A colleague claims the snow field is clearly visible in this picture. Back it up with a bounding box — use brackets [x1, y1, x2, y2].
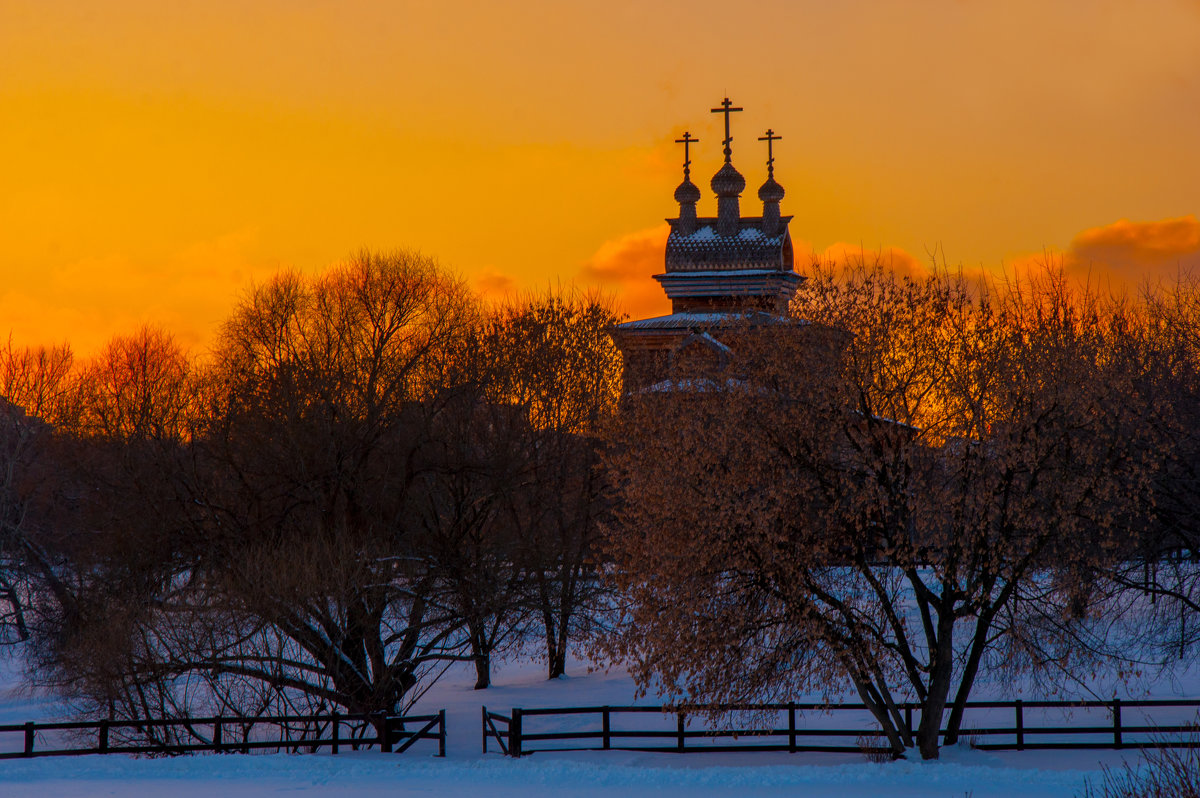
[0, 655, 1186, 797]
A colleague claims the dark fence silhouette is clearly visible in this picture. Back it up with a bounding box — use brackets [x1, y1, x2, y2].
[0, 710, 445, 759]
[483, 700, 1200, 757]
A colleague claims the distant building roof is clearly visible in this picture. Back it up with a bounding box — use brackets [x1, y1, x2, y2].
[614, 309, 798, 333]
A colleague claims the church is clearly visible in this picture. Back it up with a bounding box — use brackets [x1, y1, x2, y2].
[609, 98, 804, 389]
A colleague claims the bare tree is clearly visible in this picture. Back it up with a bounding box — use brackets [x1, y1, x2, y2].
[0, 399, 39, 644]
[171, 250, 483, 721]
[0, 340, 78, 646]
[11, 252, 497, 742]
[415, 391, 532, 689]
[0, 337, 78, 427]
[9, 328, 202, 714]
[74, 326, 196, 441]
[414, 291, 624, 686]
[481, 292, 623, 679]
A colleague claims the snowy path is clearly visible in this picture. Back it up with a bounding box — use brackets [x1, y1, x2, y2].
[0, 750, 1102, 798]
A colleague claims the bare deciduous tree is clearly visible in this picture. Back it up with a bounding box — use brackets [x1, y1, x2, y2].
[169, 250, 480, 722]
[480, 292, 623, 679]
[0, 339, 79, 646]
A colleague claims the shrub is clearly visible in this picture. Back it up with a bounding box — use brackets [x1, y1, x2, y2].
[1081, 746, 1200, 798]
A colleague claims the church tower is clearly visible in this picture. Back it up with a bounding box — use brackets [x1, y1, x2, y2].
[610, 98, 803, 388]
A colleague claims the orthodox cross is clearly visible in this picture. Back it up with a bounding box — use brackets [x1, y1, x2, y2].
[675, 131, 699, 177]
[710, 97, 743, 163]
[758, 129, 782, 177]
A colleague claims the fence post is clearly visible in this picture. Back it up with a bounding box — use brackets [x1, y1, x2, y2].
[1113, 699, 1123, 749]
[482, 707, 488, 755]
[23, 722, 35, 757]
[1015, 701, 1024, 751]
[511, 709, 522, 758]
[213, 719, 223, 753]
[377, 712, 392, 753]
[438, 710, 446, 758]
[788, 703, 796, 753]
[330, 712, 338, 755]
[602, 707, 611, 750]
[99, 720, 110, 754]
[677, 711, 686, 752]
[905, 706, 913, 742]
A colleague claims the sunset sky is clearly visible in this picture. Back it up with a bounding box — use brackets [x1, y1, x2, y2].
[3, 0, 1199, 356]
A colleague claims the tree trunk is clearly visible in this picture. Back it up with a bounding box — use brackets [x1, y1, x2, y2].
[547, 643, 566, 680]
[468, 621, 491, 689]
[942, 610, 995, 746]
[915, 611, 957, 759]
[847, 670, 910, 757]
[473, 652, 491, 690]
[548, 589, 573, 679]
[540, 582, 564, 679]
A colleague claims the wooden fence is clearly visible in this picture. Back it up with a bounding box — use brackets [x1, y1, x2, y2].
[483, 699, 1200, 757]
[0, 709, 446, 759]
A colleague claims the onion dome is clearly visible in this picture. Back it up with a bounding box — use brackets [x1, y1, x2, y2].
[674, 177, 702, 205]
[712, 162, 744, 236]
[710, 161, 746, 198]
[757, 129, 785, 236]
[674, 176, 701, 234]
[758, 175, 785, 203]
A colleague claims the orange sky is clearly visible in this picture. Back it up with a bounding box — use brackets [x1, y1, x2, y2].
[3, 0, 1199, 356]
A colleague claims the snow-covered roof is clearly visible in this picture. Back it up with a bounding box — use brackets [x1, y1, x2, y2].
[665, 217, 794, 272]
[614, 310, 796, 332]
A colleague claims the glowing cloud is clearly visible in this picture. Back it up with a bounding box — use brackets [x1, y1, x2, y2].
[815, 243, 928, 282]
[577, 225, 672, 320]
[474, 269, 519, 300]
[1070, 216, 1200, 271]
[995, 216, 1200, 294]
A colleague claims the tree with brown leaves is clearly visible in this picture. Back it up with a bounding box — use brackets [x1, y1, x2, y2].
[603, 264, 1158, 759]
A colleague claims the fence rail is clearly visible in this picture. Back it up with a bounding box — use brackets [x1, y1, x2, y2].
[0, 709, 446, 760]
[483, 699, 1200, 757]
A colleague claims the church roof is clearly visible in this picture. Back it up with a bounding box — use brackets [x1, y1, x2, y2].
[665, 217, 794, 272]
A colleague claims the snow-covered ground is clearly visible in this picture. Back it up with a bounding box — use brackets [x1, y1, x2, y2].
[0, 654, 1187, 798]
